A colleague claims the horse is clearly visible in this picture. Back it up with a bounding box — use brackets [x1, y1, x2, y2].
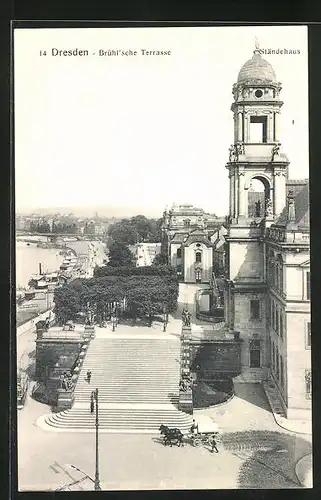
[159, 424, 184, 447]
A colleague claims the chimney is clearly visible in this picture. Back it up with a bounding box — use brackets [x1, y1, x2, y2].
[287, 190, 296, 223]
[39, 263, 42, 275]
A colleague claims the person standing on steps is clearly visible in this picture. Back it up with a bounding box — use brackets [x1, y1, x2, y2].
[87, 370, 92, 384]
[90, 398, 95, 414]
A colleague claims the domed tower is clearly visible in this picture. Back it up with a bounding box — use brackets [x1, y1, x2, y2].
[224, 42, 290, 383]
[228, 42, 289, 221]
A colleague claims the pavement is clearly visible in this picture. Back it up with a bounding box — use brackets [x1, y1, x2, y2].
[262, 382, 312, 435]
[16, 282, 313, 490]
[295, 454, 313, 488]
[18, 381, 312, 491]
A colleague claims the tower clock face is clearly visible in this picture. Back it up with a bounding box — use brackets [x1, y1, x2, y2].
[255, 89, 263, 98]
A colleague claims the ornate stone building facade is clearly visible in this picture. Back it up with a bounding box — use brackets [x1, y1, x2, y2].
[224, 48, 311, 420]
[161, 204, 225, 283]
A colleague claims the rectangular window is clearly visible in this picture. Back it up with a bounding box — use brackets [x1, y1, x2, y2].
[276, 264, 279, 290]
[250, 116, 267, 143]
[275, 307, 279, 335]
[195, 270, 202, 282]
[272, 301, 275, 329]
[306, 272, 310, 300]
[177, 248, 182, 259]
[250, 349, 260, 368]
[280, 355, 284, 387]
[195, 252, 202, 263]
[271, 341, 275, 371]
[250, 300, 260, 320]
[280, 314, 283, 339]
[306, 322, 311, 348]
[276, 347, 279, 379]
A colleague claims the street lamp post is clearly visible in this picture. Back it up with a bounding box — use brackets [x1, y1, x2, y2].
[163, 306, 167, 332]
[94, 388, 101, 491]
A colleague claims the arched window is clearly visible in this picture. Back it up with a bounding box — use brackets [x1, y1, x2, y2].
[195, 251, 202, 263]
[248, 177, 271, 218]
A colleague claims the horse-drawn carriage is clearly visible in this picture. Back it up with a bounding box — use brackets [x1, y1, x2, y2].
[159, 416, 219, 448]
[187, 418, 219, 447]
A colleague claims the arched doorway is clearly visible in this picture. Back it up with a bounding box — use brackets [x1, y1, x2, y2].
[248, 176, 271, 218]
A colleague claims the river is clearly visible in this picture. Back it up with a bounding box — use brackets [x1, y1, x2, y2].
[15, 239, 107, 289]
[15, 240, 65, 288]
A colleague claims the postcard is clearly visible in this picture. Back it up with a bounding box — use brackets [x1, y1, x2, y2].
[13, 24, 311, 491]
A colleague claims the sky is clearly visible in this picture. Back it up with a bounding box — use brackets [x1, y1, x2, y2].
[14, 25, 309, 217]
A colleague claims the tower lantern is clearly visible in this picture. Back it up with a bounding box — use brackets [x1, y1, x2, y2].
[227, 41, 289, 222]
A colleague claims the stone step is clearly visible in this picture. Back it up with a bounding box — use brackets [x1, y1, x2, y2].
[44, 408, 193, 431]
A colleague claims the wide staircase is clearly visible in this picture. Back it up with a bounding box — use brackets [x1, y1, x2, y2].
[42, 335, 193, 433]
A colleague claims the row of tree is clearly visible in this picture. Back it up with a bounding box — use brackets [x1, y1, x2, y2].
[107, 215, 163, 246]
[53, 266, 179, 325]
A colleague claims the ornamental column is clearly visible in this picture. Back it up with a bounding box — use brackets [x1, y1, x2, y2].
[238, 171, 246, 217]
[245, 113, 250, 142]
[274, 112, 280, 142]
[274, 171, 287, 216]
[229, 172, 233, 217]
[237, 112, 243, 142]
[268, 112, 273, 142]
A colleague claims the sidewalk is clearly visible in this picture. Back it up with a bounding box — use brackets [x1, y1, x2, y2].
[295, 454, 313, 488]
[262, 382, 312, 435]
[94, 316, 182, 339]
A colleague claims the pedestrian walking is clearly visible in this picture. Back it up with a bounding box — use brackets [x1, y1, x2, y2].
[87, 370, 92, 384]
[190, 419, 199, 435]
[210, 435, 219, 453]
[90, 399, 95, 414]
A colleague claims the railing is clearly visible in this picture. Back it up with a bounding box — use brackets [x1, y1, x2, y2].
[55, 326, 95, 410]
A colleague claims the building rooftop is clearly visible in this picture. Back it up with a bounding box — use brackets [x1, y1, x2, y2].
[237, 52, 277, 84]
[276, 179, 310, 228]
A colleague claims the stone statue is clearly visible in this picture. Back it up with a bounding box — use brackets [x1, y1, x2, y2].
[305, 370, 311, 395]
[265, 198, 273, 217]
[271, 144, 280, 161]
[287, 191, 296, 223]
[182, 309, 191, 327]
[236, 143, 244, 156]
[255, 200, 261, 217]
[228, 145, 236, 162]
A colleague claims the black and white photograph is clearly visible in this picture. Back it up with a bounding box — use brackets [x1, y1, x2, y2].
[13, 24, 311, 491]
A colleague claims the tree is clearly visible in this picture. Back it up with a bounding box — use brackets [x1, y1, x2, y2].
[107, 220, 138, 245]
[107, 241, 136, 267]
[152, 252, 168, 266]
[53, 284, 82, 325]
[106, 215, 163, 246]
[53, 272, 179, 327]
[94, 264, 176, 278]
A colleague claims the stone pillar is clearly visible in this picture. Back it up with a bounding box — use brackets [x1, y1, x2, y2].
[274, 112, 280, 142]
[274, 172, 287, 216]
[234, 174, 239, 218]
[246, 114, 251, 142]
[238, 172, 246, 217]
[229, 173, 234, 218]
[268, 112, 273, 142]
[237, 112, 243, 142]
